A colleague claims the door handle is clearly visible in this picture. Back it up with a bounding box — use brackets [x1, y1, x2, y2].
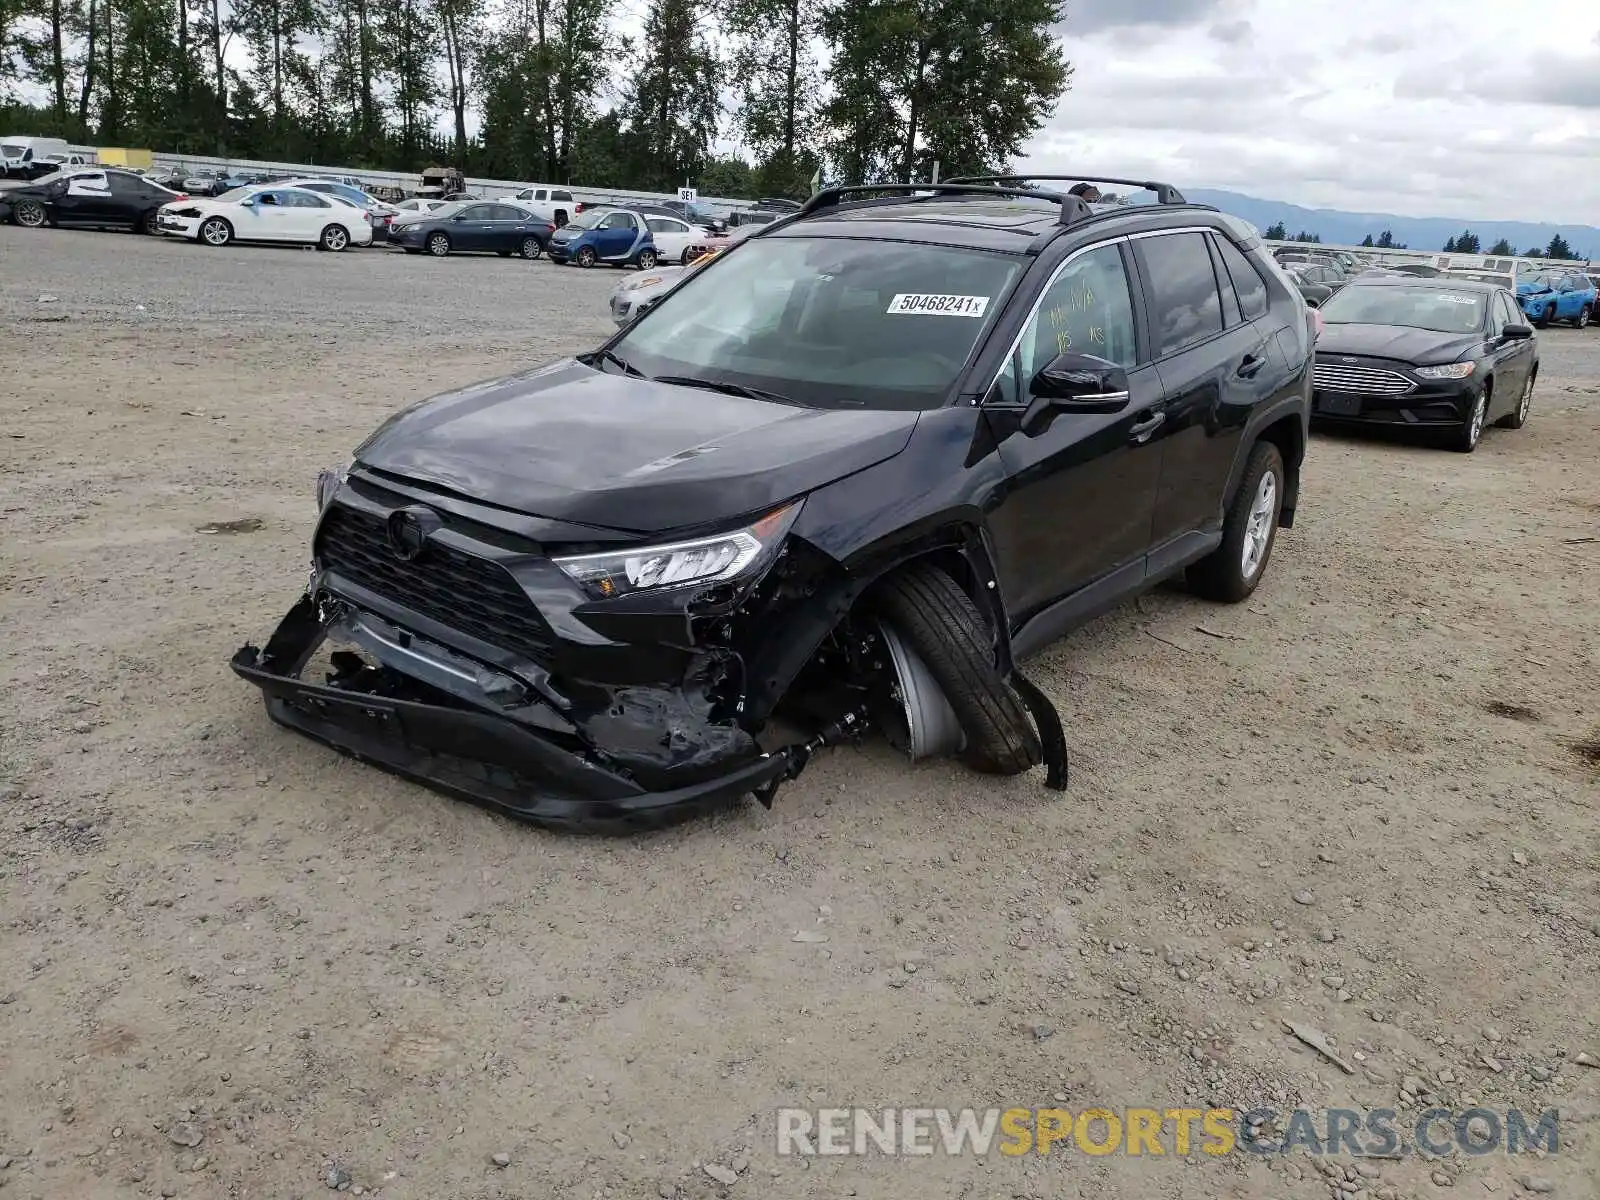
[1236, 352, 1267, 379]
[1128, 411, 1166, 443]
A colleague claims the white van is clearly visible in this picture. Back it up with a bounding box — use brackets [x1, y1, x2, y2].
[1, 137, 89, 179]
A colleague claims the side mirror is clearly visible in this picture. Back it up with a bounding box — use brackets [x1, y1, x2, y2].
[451, 213, 465, 222]
[1502, 323, 1534, 340]
[1021, 353, 1131, 435]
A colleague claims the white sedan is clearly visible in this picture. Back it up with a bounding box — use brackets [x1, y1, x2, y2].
[156, 185, 374, 250]
[642, 214, 712, 263]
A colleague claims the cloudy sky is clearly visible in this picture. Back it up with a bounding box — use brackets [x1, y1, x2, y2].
[1018, 0, 1600, 223]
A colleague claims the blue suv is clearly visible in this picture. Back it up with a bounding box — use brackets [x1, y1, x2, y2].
[548, 207, 659, 269]
[1517, 269, 1596, 328]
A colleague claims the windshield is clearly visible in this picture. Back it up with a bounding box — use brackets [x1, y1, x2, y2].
[610, 235, 1025, 410]
[1318, 284, 1487, 334]
[216, 186, 254, 203]
[566, 209, 608, 230]
[1, 144, 23, 156]
[1521, 273, 1552, 290]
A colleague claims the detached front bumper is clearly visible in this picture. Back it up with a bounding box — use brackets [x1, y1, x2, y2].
[232, 592, 824, 832]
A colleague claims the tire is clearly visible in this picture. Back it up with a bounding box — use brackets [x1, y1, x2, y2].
[1497, 369, 1534, 429]
[318, 224, 349, 252]
[636, 247, 659, 270]
[1576, 305, 1591, 329]
[682, 247, 693, 265]
[199, 216, 232, 247]
[13, 199, 46, 228]
[1535, 304, 1553, 329]
[872, 564, 1041, 776]
[518, 236, 542, 260]
[1450, 386, 1489, 452]
[575, 245, 597, 268]
[140, 208, 160, 235]
[427, 232, 450, 257]
[1188, 440, 1285, 602]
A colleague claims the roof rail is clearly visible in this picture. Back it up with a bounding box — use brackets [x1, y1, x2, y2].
[792, 182, 1100, 228]
[946, 174, 1187, 207]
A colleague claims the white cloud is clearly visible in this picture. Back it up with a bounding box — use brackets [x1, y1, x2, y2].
[1021, 0, 1600, 223]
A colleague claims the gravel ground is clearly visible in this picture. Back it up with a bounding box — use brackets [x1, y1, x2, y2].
[2, 227, 1598, 1200]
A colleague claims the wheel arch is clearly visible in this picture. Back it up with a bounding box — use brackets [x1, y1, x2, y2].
[1223, 402, 1306, 530]
[739, 522, 1011, 725]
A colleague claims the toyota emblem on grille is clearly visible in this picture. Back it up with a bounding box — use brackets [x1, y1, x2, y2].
[386, 505, 440, 562]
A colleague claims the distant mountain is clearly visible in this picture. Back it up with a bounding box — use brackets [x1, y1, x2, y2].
[1182, 188, 1599, 258]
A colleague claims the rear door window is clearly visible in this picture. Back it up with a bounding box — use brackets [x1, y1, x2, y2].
[1135, 232, 1225, 357]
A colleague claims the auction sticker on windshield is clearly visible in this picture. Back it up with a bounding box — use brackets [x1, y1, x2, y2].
[886, 293, 991, 317]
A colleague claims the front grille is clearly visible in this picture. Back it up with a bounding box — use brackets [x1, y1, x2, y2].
[1313, 362, 1417, 396]
[315, 505, 553, 663]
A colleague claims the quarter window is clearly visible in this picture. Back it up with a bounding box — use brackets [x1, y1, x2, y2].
[1136, 232, 1225, 357]
[1213, 236, 1270, 319]
[990, 242, 1138, 404]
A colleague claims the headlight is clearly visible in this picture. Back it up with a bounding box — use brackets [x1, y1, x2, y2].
[316, 464, 349, 512]
[1414, 362, 1476, 380]
[623, 275, 664, 292]
[553, 502, 800, 599]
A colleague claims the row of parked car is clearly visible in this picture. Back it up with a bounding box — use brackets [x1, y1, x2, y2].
[1272, 244, 1600, 329]
[0, 161, 803, 267]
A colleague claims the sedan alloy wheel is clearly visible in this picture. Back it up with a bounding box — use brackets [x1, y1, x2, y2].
[13, 199, 47, 228]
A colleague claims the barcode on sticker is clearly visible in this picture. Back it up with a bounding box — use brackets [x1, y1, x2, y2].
[886, 293, 990, 317]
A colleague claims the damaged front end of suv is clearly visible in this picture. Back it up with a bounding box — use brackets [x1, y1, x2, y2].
[232, 364, 1063, 832]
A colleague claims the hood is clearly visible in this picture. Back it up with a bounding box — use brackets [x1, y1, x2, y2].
[1315, 322, 1482, 365]
[354, 358, 921, 535]
[1517, 281, 1551, 295]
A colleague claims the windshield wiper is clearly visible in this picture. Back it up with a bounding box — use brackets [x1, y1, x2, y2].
[599, 349, 644, 377]
[651, 374, 806, 406]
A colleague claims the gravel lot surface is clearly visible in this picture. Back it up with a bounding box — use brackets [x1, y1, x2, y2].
[2, 227, 1598, 1200]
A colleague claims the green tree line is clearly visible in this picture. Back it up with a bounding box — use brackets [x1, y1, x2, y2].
[0, 0, 1072, 196]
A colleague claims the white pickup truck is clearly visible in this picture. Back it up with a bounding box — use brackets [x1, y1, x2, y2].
[510, 184, 577, 228]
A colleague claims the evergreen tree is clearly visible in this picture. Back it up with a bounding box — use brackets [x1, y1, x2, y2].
[821, 0, 1069, 184]
[616, 0, 720, 191]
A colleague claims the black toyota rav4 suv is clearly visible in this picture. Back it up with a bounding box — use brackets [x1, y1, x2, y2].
[233, 176, 1314, 830]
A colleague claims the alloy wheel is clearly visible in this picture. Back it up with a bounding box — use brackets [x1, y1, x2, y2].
[14, 200, 46, 227]
[1240, 469, 1278, 580]
[1467, 392, 1487, 447]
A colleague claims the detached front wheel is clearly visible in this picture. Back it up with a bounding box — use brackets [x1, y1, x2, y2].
[872, 565, 1041, 776]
